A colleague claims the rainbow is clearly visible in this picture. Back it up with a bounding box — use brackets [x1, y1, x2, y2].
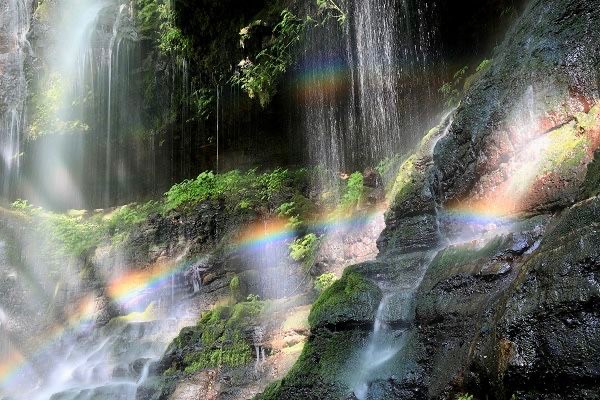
[0, 205, 386, 393]
[442, 203, 517, 227]
[107, 258, 196, 310]
[232, 205, 386, 254]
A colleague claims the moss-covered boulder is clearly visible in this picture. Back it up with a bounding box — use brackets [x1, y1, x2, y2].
[138, 299, 266, 399]
[378, 118, 454, 256]
[256, 329, 369, 400]
[308, 270, 381, 330]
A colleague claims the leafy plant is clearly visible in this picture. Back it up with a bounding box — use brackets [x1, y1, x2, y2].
[476, 59, 492, 72]
[164, 169, 308, 212]
[289, 233, 320, 267]
[340, 172, 365, 211]
[134, 0, 190, 57]
[233, 10, 309, 106]
[316, 0, 347, 25]
[314, 272, 337, 293]
[233, 1, 347, 106]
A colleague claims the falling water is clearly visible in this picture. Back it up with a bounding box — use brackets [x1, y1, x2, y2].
[105, 4, 128, 207]
[22, 0, 146, 209]
[297, 0, 441, 180]
[353, 295, 400, 400]
[0, 0, 31, 199]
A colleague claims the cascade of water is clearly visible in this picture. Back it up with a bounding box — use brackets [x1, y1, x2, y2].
[22, 0, 146, 209]
[352, 251, 439, 399]
[105, 4, 127, 207]
[0, 0, 31, 200]
[298, 0, 441, 181]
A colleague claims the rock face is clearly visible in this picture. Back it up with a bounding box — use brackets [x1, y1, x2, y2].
[256, 0, 600, 398]
[433, 0, 600, 213]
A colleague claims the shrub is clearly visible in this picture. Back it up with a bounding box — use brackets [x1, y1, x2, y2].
[289, 233, 320, 266]
[164, 168, 308, 212]
[314, 272, 337, 293]
[340, 172, 364, 211]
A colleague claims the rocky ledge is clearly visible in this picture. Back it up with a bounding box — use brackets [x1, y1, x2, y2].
[256, 0, 600, 398]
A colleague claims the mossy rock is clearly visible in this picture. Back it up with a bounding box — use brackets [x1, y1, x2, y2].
[256, 329, 369, 400]
[308, 271, 381, 330]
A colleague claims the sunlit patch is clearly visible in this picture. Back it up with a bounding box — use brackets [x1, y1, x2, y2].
[452, 100, 600, 217]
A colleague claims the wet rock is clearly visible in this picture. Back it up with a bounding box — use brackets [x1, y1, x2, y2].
[433, 0, 600, 212]
[308, 270, 382, 330]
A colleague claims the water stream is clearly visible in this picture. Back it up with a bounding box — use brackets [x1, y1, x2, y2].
[0, 0, 31, 199]
[297, 0, 442, 178]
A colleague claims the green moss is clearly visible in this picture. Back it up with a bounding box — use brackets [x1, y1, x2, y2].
[184, 330, 252, 372]
[308, 271, 381, 329]
[255, 329, 366, 399]
[428, 236, 507, 278]
[230, 275, 241, 300]
[390, 155, 419, 205]
[540, 121, 588, 175]
[165, 299, 268, 374]
[314, 272, 337, 294]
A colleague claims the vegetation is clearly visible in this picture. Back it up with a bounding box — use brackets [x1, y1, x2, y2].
[27, 73, 90, 139]
[439, 66, 469, 108]
[308, 270, 381, 329]
[316, 0, 348, 25]
[276, 194, 314, 229]
[165, 297, 268, 373]
[583, 150, 600, 198]
[230, 274, 242, 301]
[440, 58, 493, 108]
[234, 1, 348, 106]
[10, 200, 159, 258]
[314, 272, 337, 293]
[339, 172, 365, 211]
[164, 169, 309, 212]
[233, 10, 310, 106]
[135, 0, 191, 57]
[289, 233, 320, 266]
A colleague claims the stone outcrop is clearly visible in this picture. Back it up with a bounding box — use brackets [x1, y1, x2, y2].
[256, 0, 600, 398]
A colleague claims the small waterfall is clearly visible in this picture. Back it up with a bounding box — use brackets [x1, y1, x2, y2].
[0, 0, 31, 199]
[297, 0, 442, 179]
[354, 295, 399, 400]
[352, 253, 437, 399]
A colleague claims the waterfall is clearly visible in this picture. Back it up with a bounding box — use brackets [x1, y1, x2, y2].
[297, 0, 441, 180]
[0, 0, 31, 199]
[352, 249, 440, 399]
[22, 0, 145, 209]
